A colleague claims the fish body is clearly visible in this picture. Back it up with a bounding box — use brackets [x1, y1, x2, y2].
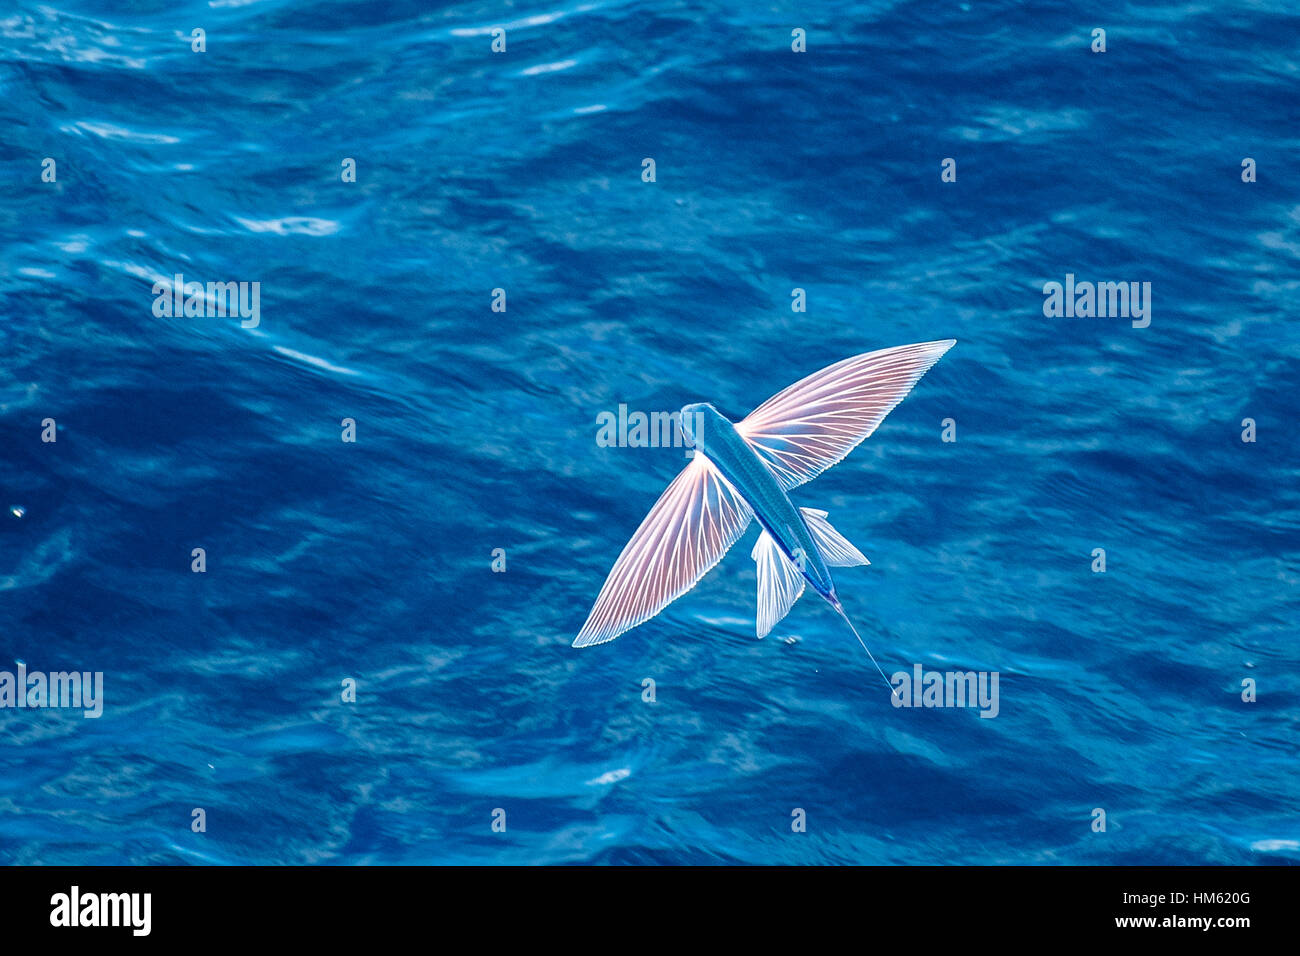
[680, 402, 835, 600]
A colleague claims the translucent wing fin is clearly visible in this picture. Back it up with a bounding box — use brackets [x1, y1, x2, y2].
[800, 508, 869, 567]
[735, 340, 955, 490]
[574, 455, 753, 647]
[751, 530, 806, 638]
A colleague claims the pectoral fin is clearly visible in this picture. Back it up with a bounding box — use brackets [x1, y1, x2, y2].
[752, 530, 806, 638]
[735, 340, 956, 490]
[800, 508, 869, 567]
[574, 455, 753, 647]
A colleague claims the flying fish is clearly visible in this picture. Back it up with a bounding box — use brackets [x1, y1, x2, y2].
[574, 340, 956, 691]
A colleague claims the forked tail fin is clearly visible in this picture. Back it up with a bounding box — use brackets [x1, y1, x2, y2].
[830, 597, 901, 702]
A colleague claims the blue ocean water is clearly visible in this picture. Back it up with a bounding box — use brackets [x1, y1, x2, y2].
[1, 0, 1297, 865]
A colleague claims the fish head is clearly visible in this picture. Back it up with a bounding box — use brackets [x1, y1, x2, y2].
[678, 402, 716, 449]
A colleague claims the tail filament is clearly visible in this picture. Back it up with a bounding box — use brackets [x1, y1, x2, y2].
[833, 600, 901, 702]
